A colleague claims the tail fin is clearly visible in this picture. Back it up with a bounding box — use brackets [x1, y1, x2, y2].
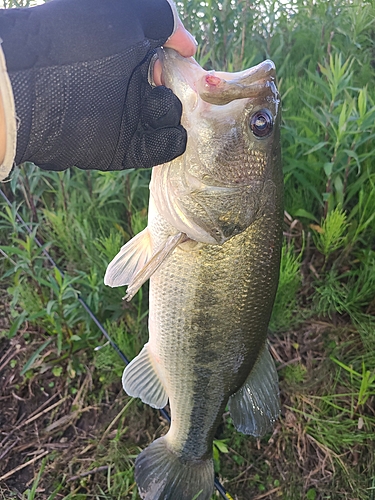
[135, 437, 214, 500]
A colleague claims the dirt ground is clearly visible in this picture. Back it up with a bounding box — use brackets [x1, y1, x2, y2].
[0, 289, 163, 500]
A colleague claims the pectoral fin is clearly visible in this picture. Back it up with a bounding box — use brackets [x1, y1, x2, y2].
[123, 343, 168, 409]
[228, 343, 280, 437]
[105, 229, 188, 301]
[104, 227, 152, 288]
[123, 231, 188, 301]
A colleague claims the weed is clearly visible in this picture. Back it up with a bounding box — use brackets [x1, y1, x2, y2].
[270, 242, 302, 331]
[311, 206, 348, 263]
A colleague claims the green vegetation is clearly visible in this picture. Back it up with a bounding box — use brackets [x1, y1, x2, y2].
[1, 0, 375, 499]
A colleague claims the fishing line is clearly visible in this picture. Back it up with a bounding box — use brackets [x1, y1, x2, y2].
[0, 187, 232, 500]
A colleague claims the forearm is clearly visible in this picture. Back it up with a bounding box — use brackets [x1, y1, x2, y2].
[0, 44, 16, 181]
[0, 94, 5, 164]
[0, 0, 196, 179]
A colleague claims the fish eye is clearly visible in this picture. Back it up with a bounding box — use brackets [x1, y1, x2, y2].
[249, 109, 273, 138]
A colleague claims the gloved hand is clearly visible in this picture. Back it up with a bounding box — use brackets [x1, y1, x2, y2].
[0, 0, 196, 171]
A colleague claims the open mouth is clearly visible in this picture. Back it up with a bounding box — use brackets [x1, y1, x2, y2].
[148, 54, 165, 87]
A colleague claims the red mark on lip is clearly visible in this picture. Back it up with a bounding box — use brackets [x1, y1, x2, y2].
[205, 74, 221, 87]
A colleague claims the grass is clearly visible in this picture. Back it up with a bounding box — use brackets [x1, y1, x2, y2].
[1, 0, 375, 499]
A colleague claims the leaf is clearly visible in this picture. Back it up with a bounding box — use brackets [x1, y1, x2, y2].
[52, 366, 63, 377]
[61, 287, 78, 300]
[214, 439, 229, 454]
[343, 149, 361, 174]
[46, 300, 57, 315]
[293, 209, 318, 222]
[358, 88, 367, 118]
[304, 142, 328, 155]
[324, 162, 334, 177]
[0, 245, 28, 257]
[338, 101, 347, 135]
[9, 312, 28, 339]
[54, 267, 63, 287]
[306, 489, 317, 500]
[292, 171, 324, 205]
[333, 175, 344, 205]
[28, 311, 47, 321]
[191, 491, 204, 500]
[20, 338, 53, 376]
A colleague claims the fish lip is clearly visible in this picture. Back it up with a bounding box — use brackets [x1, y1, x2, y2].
[148, 53, 160, 87]
[198, 60, 278, 105]
[156, 47, 203, 91]
[157, 48, 278, 106]
[212, 59, 276, 85]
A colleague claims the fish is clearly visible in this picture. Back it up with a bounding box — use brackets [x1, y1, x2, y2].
[104, 48, 283, 500]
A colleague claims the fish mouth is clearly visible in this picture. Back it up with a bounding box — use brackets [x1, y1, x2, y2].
[153, 48, 277, 106]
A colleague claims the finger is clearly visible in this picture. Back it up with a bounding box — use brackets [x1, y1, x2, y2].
[164, 17, 197, 57]
[142, 86, 182, 129]
[125, 125, 187, 169]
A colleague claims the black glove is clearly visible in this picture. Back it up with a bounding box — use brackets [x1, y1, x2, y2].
[0, 0, 187, 171]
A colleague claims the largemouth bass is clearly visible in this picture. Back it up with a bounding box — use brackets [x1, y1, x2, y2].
[105, 48, 283, 500]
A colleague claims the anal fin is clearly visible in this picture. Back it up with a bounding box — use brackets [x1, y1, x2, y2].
[122, 344, 168, 409]
[228, 342, 280, 437]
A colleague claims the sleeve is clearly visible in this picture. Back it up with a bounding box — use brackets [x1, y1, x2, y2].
[0, 42, 17, 182]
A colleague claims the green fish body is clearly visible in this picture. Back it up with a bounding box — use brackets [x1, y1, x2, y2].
[105, 49, 283, 500]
